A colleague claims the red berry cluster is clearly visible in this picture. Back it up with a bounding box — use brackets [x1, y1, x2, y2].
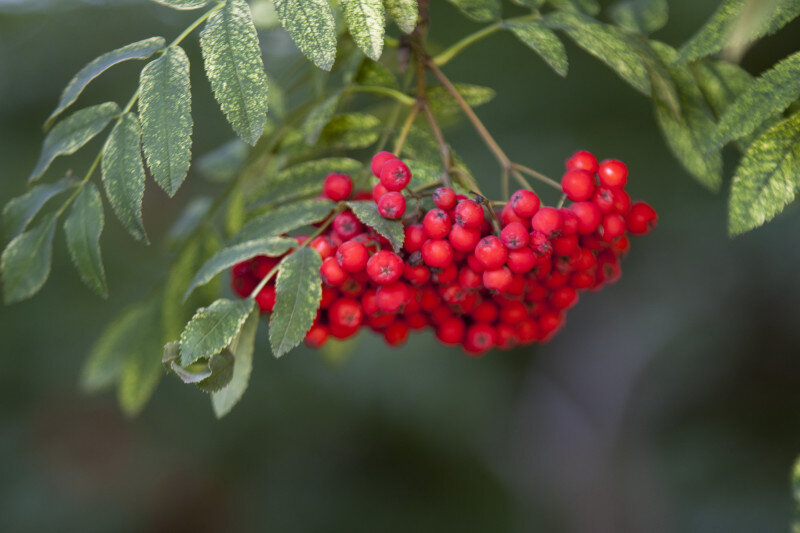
[230, 150, 657, 356]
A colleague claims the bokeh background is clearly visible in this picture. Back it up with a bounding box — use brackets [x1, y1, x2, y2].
[2, 1, 800, 531]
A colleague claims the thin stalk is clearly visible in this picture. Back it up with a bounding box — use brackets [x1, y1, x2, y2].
[393, 102, 420, 155]
[432, 14, 541, 67]
[347, 85, 415, 106]
[421, 103, 453, 188]
[512, 163, 561, 190]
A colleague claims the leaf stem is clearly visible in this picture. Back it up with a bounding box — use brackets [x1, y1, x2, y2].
[392, 102, 421, 155]
[431, 14, 541, 67]
[347, 85, 415, 106]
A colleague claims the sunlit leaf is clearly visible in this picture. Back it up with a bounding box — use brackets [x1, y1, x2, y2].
[269, 248, 322, 357]
[273, 0, 337, 71]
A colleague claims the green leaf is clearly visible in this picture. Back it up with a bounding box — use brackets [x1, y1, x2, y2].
[341, 0, 386, 61]
[445, 0, 501, 22]
[346, 201, 404, 252]
[184, 237, 296, 299]
[504, 20, 568, 77]
[102, 112, 148, 243]
[547, 0, 600, 16]
[166, 197, 213, 247]
[212, 309, 258, 417]
[252, 0, 281, 29]
[651, 42, 722, 190]
[428, 83, 496, 115]
[384, 0, 418, 33]
[180, 298, 255, 366]
[196, 139, 249, 183]
[30, 103, 120, 182]
[200, 0, 269, 145]
[715, 50, 800, 148]
[303, 91, 342, 145]
[691, 60, 753, 118]
[405, 159, 442, 187]
[45, 37, 165, 130]
[81, 300, 157, 392]
[678, 0, 800, 63]
[139, 45, 193, 197]
[251, 158, 362, 205]
[728, 111, 800, 236]
[152, 0, 209, 9]
[117, 298, 164, 416]
[194, 351, 235, 393]
[1, 213, 56, 304]
[163, 232, 221, 342]
[64, 183, 107, 298]
[609, 0, 668, 34]
[546, 11, 651, 95]
[2, 176, 72, 242]
[355, 59, 399, 89]
[232, 199, 335, 243]
[274, 0, 337, 71]
[317, 113, 381, 149]
[269, 248, 322, 357]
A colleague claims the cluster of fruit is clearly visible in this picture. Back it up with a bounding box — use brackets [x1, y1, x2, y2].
[230, 150, 657, 356]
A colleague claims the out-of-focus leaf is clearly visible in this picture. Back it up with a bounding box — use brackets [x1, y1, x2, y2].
[1, 213, 56, 304]
[3, 177, 72, 242]
[505, 20, 568, 77]
[609, 0, 668, 34]
[231, 199, 334, 243]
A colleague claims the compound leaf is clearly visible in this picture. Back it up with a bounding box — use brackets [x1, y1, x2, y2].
[3, 176, 72, 242]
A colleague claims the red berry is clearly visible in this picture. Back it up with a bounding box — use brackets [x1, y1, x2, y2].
[560, 209, 579, 235]
[423, 208, 453, 239]
[320, 286, 337, 308]
[336, 240, 369, 273]
[500, 222, 529, 249]
[454, 200, 484, 228]
[529, 230, 552, 257]
[598, 159, 628, 188]
[507, 247, 536, 274]
[531, 207, 563, 237]
[448, 224, 481, 252]
[483, 266, 513, 292]
[592, 187, 616, 213]
[403, 262, 431, 285]
[471, 300, 499, 323]
[500, 202, 529, 228]
[566, 150, 599, 174]
[568, 201, 603, 235]
[600, 213, 626, 242]
[500, 301, 527, 324]
[333, 211, 362, 240]
[379, 159, 412, 191]
[436, 317, 465, 345]
[252, 256, 278, 280]
[323, 173, 352, 201]
[377, 191, 406, 219]
[433, 187, 457, 210]
[305, 324, 330, 348]
[320, 256, 348, 285]
[371, 151, 396, 177]
[403, 224, 426, 253]
[510, 190, 540, 218]
[626, 201, 657, 235]
[465, 323, 495, 355]
[432, 262, 458, 284]
[329, 298, 364, 329]
[376, 282, 411, 314]
[231, 274, 256, 298]
[612, 188, 631, 215]
[255, 285, 276, 313]
[372, 183, 389, 203]
[561, 169, 596, 202]
[549, 286, 578, 310]
[309, 236, 334, 259]
[421, 239, 454, 268]
[383, 321, 410, 346]
[515, 319, 539, 345]
[366, 250, 403, 284]
[474, 236, 508, 269]
[552, 235, 579, 256]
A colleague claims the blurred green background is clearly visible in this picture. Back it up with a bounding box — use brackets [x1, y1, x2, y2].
[2, 1, 800, 531]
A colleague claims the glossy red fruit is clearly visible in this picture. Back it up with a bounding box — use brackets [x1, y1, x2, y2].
[598, 159, 628, 188]
[421, 239, 454, 268]
[423, 208, 453, 239]
[531, 207, 563, 237]
[383, 321, 410, 346]
[566, 150, 599, 174]
[333, 211, 362, 240]
[549, 286, 578, 310]
[320, 256, 348, 285]
[500, 202, 529, 228]
[323, 173, 352, 201]
[454, 200, 484, 228]
[231, 274, 256, 298]
[336, 240, 369, 273]
[309, 236, 335, 259]
[448, 224, 481, 252]
[600, 213, 626, 242]
[458, 266, 483, 290]
[568, 201, 603, 235]
[561, 169, 596, 202]
[305, 324, 330, 348]
[483, 266, 513, 292]
[377, 191, 406, 219]
[465, 323, 495, 355]
[366, 250, 404, 284]
[500, 222, 529, 249]
[474, 236, 508, 269]
[436, 317, 465, 345]
[510, 189, 541, 218]
[371, 151, 396, 177]
[379, 159, 412, 191]
[372, 182, 389, 203]
[329, 298, 364, 329]
[376, 282, 411, 314]
[507, 247, 536, 274]
[626, 201, 657, 235]
[255, 285, 277, 313]
[433, 187, 457, 210]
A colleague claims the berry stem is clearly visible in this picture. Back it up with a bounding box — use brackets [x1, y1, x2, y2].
[511, 163, 561, 189]
[393, 102, 421, 155]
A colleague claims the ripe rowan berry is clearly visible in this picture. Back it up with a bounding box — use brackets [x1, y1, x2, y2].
[454, 199, 484, 228]
[549, 286, 578, 310]
[483, 266, 513, 292]
[305, 324, 330, 348]
[231, 274, 256, 298]
[333, 211, 362, 240]
[598, 159, 628, 188]
[423, 208, 452, 239]
[500, 202, 529, 228]
[475, 236, 508, 269]
[432, 262, 458, 284]
[506, 247, 537, 274]
[500, 222, 529, 249]
[376, 281, 411, 314]
[531, 207, 563, 237]
[436, 317, 465, 345]
[471, 300, 499, 323]
[256, 285, 276, 313]
[329, 298, 364, 329]
[561, 169, 596, 201]
[323, 173, 352, 201]
[310, 236, 335, 259]
[458, 266, 483, 290]
[465, 323, 495, 355]
[510, 189, 540, 218]
[379, 159, 412, 191]
[377, 191, 406, 219]
[403, 262, 431, 285]
[320, 256, 348, 285]
[565, 150, 599, 174]
[626, 201, 657, 235]
[529, 230, 552, 257]
[336, 240, 369, 273]
[421, 239, 454, 268]
[372, 182, 389, 203]
[366, 250, 403, 284]
[568, 201, 603, 235]
[433, 187, 457, 210]
[599, 213, 626, 242]
[448, 224, 481, 252]
[371, 151, 396, 177]
[383, 321, 410, 346]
